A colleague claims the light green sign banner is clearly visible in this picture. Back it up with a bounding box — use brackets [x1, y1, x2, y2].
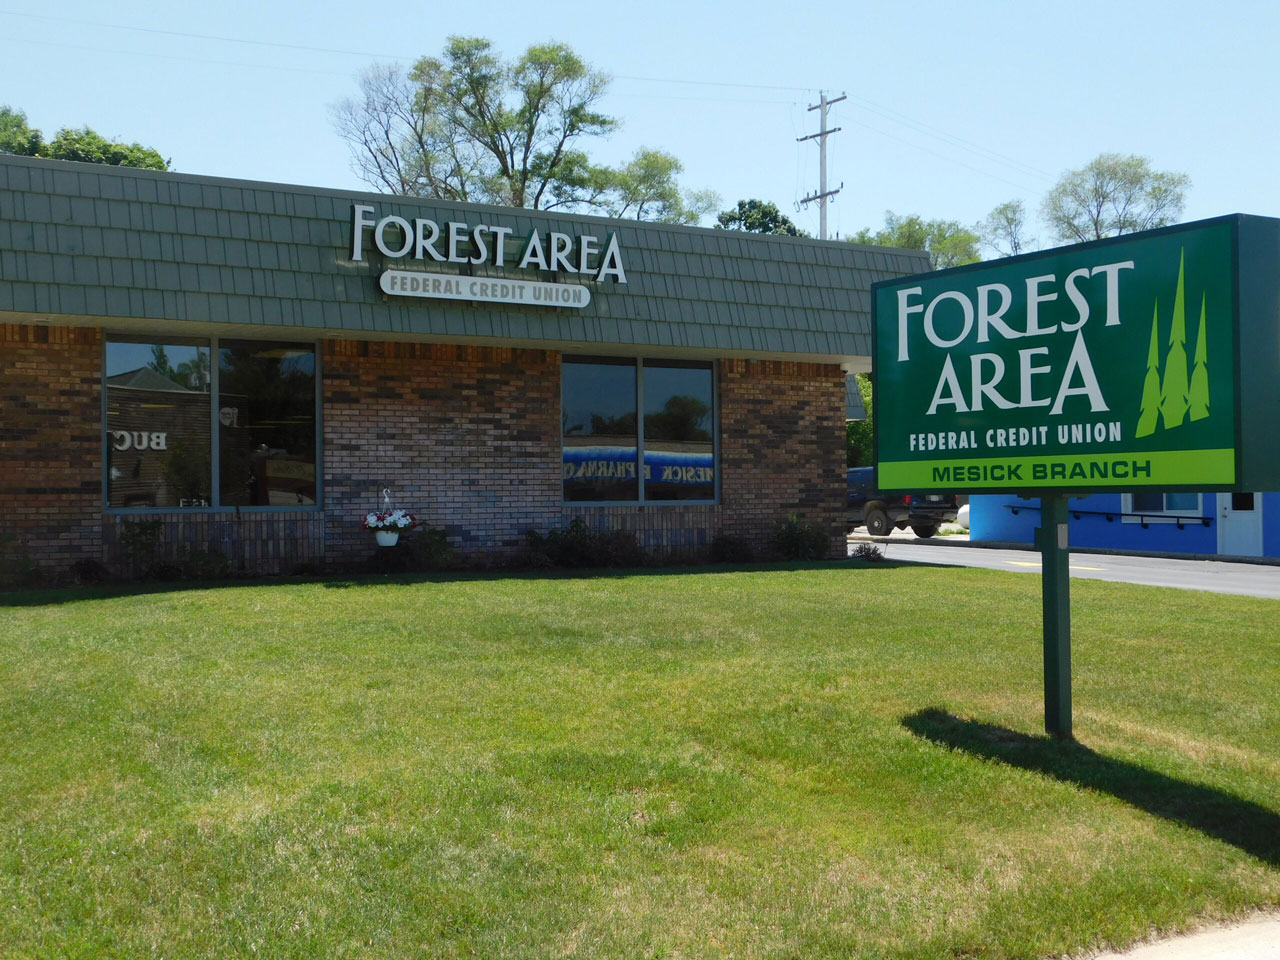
[872, 219, 1239, 493]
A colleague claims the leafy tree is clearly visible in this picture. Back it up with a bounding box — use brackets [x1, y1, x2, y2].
[979, 199, 1034, 257]
[845, 373, 874, 466]
[646, 395, 711, 442]
[850, 212, 980, 270]
[0, 106, 41, 156]
[1041, 153, 1189, 244]
[604, 149, 719, 226]
[41, 127, 167, 170]
[334, 37, 713, 223]
[715, 199, 807, 236]
[0, 105, 167, 169]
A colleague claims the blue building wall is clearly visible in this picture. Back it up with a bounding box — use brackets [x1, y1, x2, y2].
[971, 492, 1280, 557]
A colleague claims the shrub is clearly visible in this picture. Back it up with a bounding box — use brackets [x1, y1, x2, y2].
[178, 547, 231, 580]
[525, 519, 645, 569]
[117, 518, 164, 579]
[710, 533, 755, 563]
[0, 532, 40, 589]
[852, 541, 885, 562]
[771, 513, 829, 560]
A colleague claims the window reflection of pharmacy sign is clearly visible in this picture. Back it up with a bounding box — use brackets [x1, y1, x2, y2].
[111, 430, 168, 451]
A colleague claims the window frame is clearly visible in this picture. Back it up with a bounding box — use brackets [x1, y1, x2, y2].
[102, 333, 323, 514]
[560, 355, 719, 506]
[1120, 491, 1203, 523]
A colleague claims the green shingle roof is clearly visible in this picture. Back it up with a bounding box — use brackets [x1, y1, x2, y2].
[0, 155, 930, 362]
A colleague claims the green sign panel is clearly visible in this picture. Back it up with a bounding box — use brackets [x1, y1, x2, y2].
[872, 215, 1280, 493]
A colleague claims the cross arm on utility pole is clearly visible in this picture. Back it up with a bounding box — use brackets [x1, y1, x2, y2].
[796, 91, 847, 239]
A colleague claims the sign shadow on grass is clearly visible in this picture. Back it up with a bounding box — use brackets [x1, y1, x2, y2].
[901, 708, 1280, 868]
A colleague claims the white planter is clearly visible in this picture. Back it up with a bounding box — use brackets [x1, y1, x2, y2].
[375, 530, 400, 547]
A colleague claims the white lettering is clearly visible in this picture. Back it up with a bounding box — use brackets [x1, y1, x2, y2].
[970, 353, 1016, 411]
[897, 286, 924, 362]
[976, 283, 1019, 342]
[1018, 346, 1053, 408]
[927, 354, 969, 415]
[594, 233, 627, 283]
[374, 215, 413, 258]
[1062, 268, 1091, 332]
[414, 219, 445, 262]
[1050, 331, 1109, 414]
[1091, 260, 1135, 325]
[351, 204, 377, 261]
[924, 291, 975, 349]
[519, 230, 549, 271]
[447, 221, 469, 263]
[1024, 275, 1059, 336]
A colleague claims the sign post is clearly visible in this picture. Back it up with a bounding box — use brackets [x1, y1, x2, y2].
[870, 214, 1280, 738]
[1037, 494, 1071, 738]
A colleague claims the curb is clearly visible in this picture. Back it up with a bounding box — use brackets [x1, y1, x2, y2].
[849, 533, 1280, 567]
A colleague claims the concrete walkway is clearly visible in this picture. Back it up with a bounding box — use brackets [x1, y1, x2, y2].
[1084, 914, 1280, 959]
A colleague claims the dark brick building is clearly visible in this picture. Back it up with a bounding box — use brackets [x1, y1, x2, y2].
[0, 155, 927, 576]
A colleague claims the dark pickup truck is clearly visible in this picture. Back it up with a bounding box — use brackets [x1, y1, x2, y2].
[847, 466, 959, 538]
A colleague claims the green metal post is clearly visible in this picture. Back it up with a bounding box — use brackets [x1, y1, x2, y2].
[1037, 495, 1072, 739]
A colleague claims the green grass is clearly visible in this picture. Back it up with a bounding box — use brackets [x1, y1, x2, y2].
[1, 562, 1277, 959]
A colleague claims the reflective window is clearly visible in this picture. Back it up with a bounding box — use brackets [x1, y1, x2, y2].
[1126, 491, 1201, 517]
[105, 341, 212, 507]
[562, 357, 715, 503]
[105, 337, 318, 510]
[562, 357, 638, 502]
[643, 361, 714, 501]
[218, 341, 317, 506]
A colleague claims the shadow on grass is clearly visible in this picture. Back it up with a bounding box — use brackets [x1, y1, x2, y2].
[0, 557, 926, 608]
[902, 708, 1280, 868]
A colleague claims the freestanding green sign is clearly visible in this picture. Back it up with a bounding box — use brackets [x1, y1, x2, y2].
[872, 214, 1280, 738]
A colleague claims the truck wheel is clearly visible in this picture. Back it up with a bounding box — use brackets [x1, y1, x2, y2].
[865, 507, 890, 537]
[911, 524, 939, 539]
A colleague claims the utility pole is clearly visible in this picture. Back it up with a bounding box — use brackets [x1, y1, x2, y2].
[797, 91, 846, 240]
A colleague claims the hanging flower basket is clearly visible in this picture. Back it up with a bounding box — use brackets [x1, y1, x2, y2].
[363, 508, 417, 546]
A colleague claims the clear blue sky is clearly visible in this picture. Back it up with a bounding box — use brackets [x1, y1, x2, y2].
[4, 1, 1277, 245]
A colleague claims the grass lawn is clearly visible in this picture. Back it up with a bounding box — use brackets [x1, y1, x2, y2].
[1, 561, 1277, 959]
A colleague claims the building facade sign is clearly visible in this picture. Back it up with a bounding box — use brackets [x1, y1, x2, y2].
[870, 217, 1280, 494]
[351, 204, 625, 310]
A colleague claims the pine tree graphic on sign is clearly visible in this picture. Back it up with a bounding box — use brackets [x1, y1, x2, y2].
[1188, 291, 1210, 421]
[1135, 300, 1163, 438]
[1159, 250, 1190, 429]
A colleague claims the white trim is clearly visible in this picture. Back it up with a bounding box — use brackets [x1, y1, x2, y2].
[1120, 492, 1203, 524]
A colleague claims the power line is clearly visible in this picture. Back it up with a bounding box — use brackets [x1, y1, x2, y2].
[0, 36, 354, 78]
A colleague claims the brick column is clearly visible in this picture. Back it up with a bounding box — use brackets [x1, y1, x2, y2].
[0, 324, 103, 574]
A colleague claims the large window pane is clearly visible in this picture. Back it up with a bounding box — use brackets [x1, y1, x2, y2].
[105, 341, 212, 507]
[1164, 492, 1199, 512]
[643, 361, 714, 501]
[562, 357, 638, 502]
[218, 341, 317, 506]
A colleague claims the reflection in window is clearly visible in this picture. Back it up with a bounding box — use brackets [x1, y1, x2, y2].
[1132, 491, 1200, 514]
[105, 342, 212, 507]
[218, 341, 317, 506]
[643, 361, 714, 501]
[561, 357, 716, 503]
[562, 357, 638, 501]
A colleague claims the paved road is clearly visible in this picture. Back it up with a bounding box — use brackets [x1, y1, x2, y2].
[853, 539, 1280, 600]
[1088, 913, 1280, 960]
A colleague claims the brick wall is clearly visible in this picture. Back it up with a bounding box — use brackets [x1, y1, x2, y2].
[321, 340, 562, 565]
[719, 359, 847, 559]
[0, 324, 103, 573]
[1, 329, 846, 577]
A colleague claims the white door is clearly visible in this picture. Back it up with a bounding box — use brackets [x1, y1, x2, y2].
[1217, 492, 1263, 556]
